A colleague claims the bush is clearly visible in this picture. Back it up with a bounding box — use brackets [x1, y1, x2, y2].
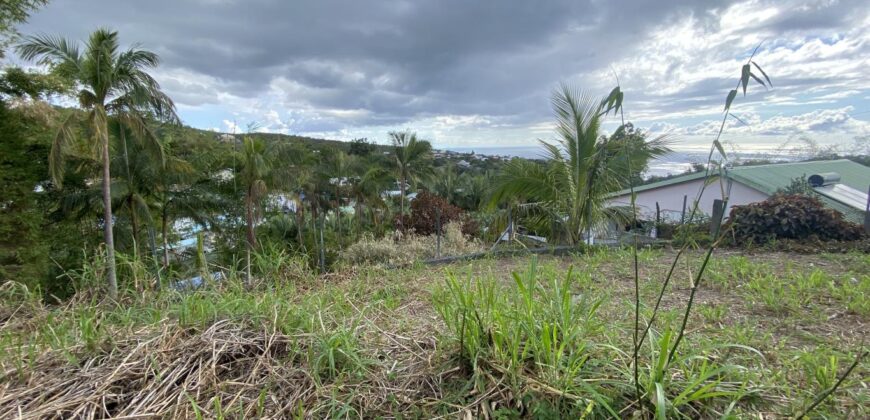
[340, 222, 482, 266]
[396, 191, 477, 236]
[726, 194, 864, 244]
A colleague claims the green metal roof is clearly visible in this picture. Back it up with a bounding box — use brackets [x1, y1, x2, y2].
[613, 171, 710, 195]
[611, 159, 870, 223]
[728, 159, 870, 195]
[730, 159, 870, 224]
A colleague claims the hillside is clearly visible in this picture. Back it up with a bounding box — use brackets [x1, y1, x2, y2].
[1, 249, 867, 418]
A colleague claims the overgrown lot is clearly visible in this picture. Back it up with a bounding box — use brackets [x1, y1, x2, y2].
[0, 249, 867, 418]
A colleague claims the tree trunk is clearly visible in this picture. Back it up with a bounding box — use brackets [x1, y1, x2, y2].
[296, 208, 304, 249]
[102, 125, 119, 300]
[399, 173, 406, 229]
[130, 197, 139, 249]
[245, 188, 256, 283]
[161, 201, 170, 270]
[355, 199, 363, 231]
[120, 126, 140, 253]
[335, 185, 342, 249]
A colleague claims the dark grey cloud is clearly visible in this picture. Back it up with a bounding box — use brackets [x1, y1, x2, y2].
[14, 0, 870, 143]
[18, 1, 729, 113]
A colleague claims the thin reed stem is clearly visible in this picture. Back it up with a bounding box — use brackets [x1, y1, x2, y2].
[666, 232, 723, 367]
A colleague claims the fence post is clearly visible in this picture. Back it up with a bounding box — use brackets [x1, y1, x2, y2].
[681, 195, 687, 224]
[655, 202, 661, 225]
[710, 199, 725, 237]
[435, 207, 442, 258]
[507, 205, 513, 242]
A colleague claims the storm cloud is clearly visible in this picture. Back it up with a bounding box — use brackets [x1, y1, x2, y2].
[15, 0, 870, 149]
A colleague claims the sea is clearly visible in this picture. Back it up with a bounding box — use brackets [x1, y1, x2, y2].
[443, 145, 800, 178]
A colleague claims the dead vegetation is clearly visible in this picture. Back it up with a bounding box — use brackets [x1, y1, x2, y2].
[0, 249, 867, 418]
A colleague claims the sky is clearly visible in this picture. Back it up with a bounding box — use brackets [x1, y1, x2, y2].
[12, 0, 870, 153]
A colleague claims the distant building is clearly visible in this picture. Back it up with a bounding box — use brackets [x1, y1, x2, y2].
[213, 169, 234, 182]
[457, 160, 471, 168]
[216, 133, 236, 143]
[269, 194, 299, 213]
[606, 159, 870, 224]
[329, 177, 353, 186]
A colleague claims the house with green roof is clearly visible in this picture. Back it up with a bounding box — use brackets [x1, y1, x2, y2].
[606, 159, 870, 224]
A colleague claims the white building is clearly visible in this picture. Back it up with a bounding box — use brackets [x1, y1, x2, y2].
[606, 159, 870, 224]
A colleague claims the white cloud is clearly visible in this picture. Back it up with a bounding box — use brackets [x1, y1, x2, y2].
[222, 120, 241, 133]
[668, 106, 870, 136]
[18, 0, 870, 149]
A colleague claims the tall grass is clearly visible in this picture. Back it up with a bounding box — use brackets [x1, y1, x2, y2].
[433, 49, 866, 418]
[432, 257, 759, 418]
[434, 258, 615, 416]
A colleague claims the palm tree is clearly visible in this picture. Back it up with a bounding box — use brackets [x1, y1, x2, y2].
[18, 28, 178, 299]
[456, 171, 490, 211]
[488, 85, 668, 245]
[239, 137, 269, 280]
[430, 163, 458, 204]
[154, 139, 219, 272]
[389, 130, 433, 224]
[110, 126, 159, 257]
[236, 136, 302, 280]
[323, 149, 353, 246]
[349, 167, 392, 229]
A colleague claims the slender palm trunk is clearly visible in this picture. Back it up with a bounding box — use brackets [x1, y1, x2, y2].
[245, 188, 256, 283]
[335, 185, 342, 249]
[101, 126, 119, 300]
[399, 172, 406, 228]
[161, 199, 170, 270]
[245, 197, 257, 248]
[120, 126, 140, 252]
[130, 197, 139, 247]
[355, 199, 363, 230]
[295, 207, 304, 248]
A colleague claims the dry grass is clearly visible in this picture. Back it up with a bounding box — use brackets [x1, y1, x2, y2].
[339, 222, 483, 267]
[0, 248, 867, 418]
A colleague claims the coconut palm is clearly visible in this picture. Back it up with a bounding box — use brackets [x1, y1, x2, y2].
[488, 84, 669, 244]
[389, 130, 433, 223]
[17, 28, 178, 299]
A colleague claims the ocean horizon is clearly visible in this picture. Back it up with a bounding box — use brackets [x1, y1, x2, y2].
[442, 145, 799, 178]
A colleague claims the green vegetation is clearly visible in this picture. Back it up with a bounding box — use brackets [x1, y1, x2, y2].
[488, 85, 669, 244]
[1, 7, 866, 418]
[17, 28, 180, 299]
[1, 251, 866, 417]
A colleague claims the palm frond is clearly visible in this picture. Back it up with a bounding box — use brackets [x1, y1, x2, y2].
[48, 112, 79, 187]
[15, 33, 82, 75]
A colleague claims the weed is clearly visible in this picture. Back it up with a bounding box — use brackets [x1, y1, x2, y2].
[698, 303, 727, 324]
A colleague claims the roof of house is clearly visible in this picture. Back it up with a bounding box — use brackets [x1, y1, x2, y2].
[728, 159, 870, 196]
[612, 159, 870, 223]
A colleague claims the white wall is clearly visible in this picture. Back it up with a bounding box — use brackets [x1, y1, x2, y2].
[607, 177, 769, 221]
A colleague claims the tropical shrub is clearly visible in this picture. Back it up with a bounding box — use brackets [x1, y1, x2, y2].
[486, 86, 669, 245]
[396, 191, 477, 236]
[727, 194, 863, 244]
